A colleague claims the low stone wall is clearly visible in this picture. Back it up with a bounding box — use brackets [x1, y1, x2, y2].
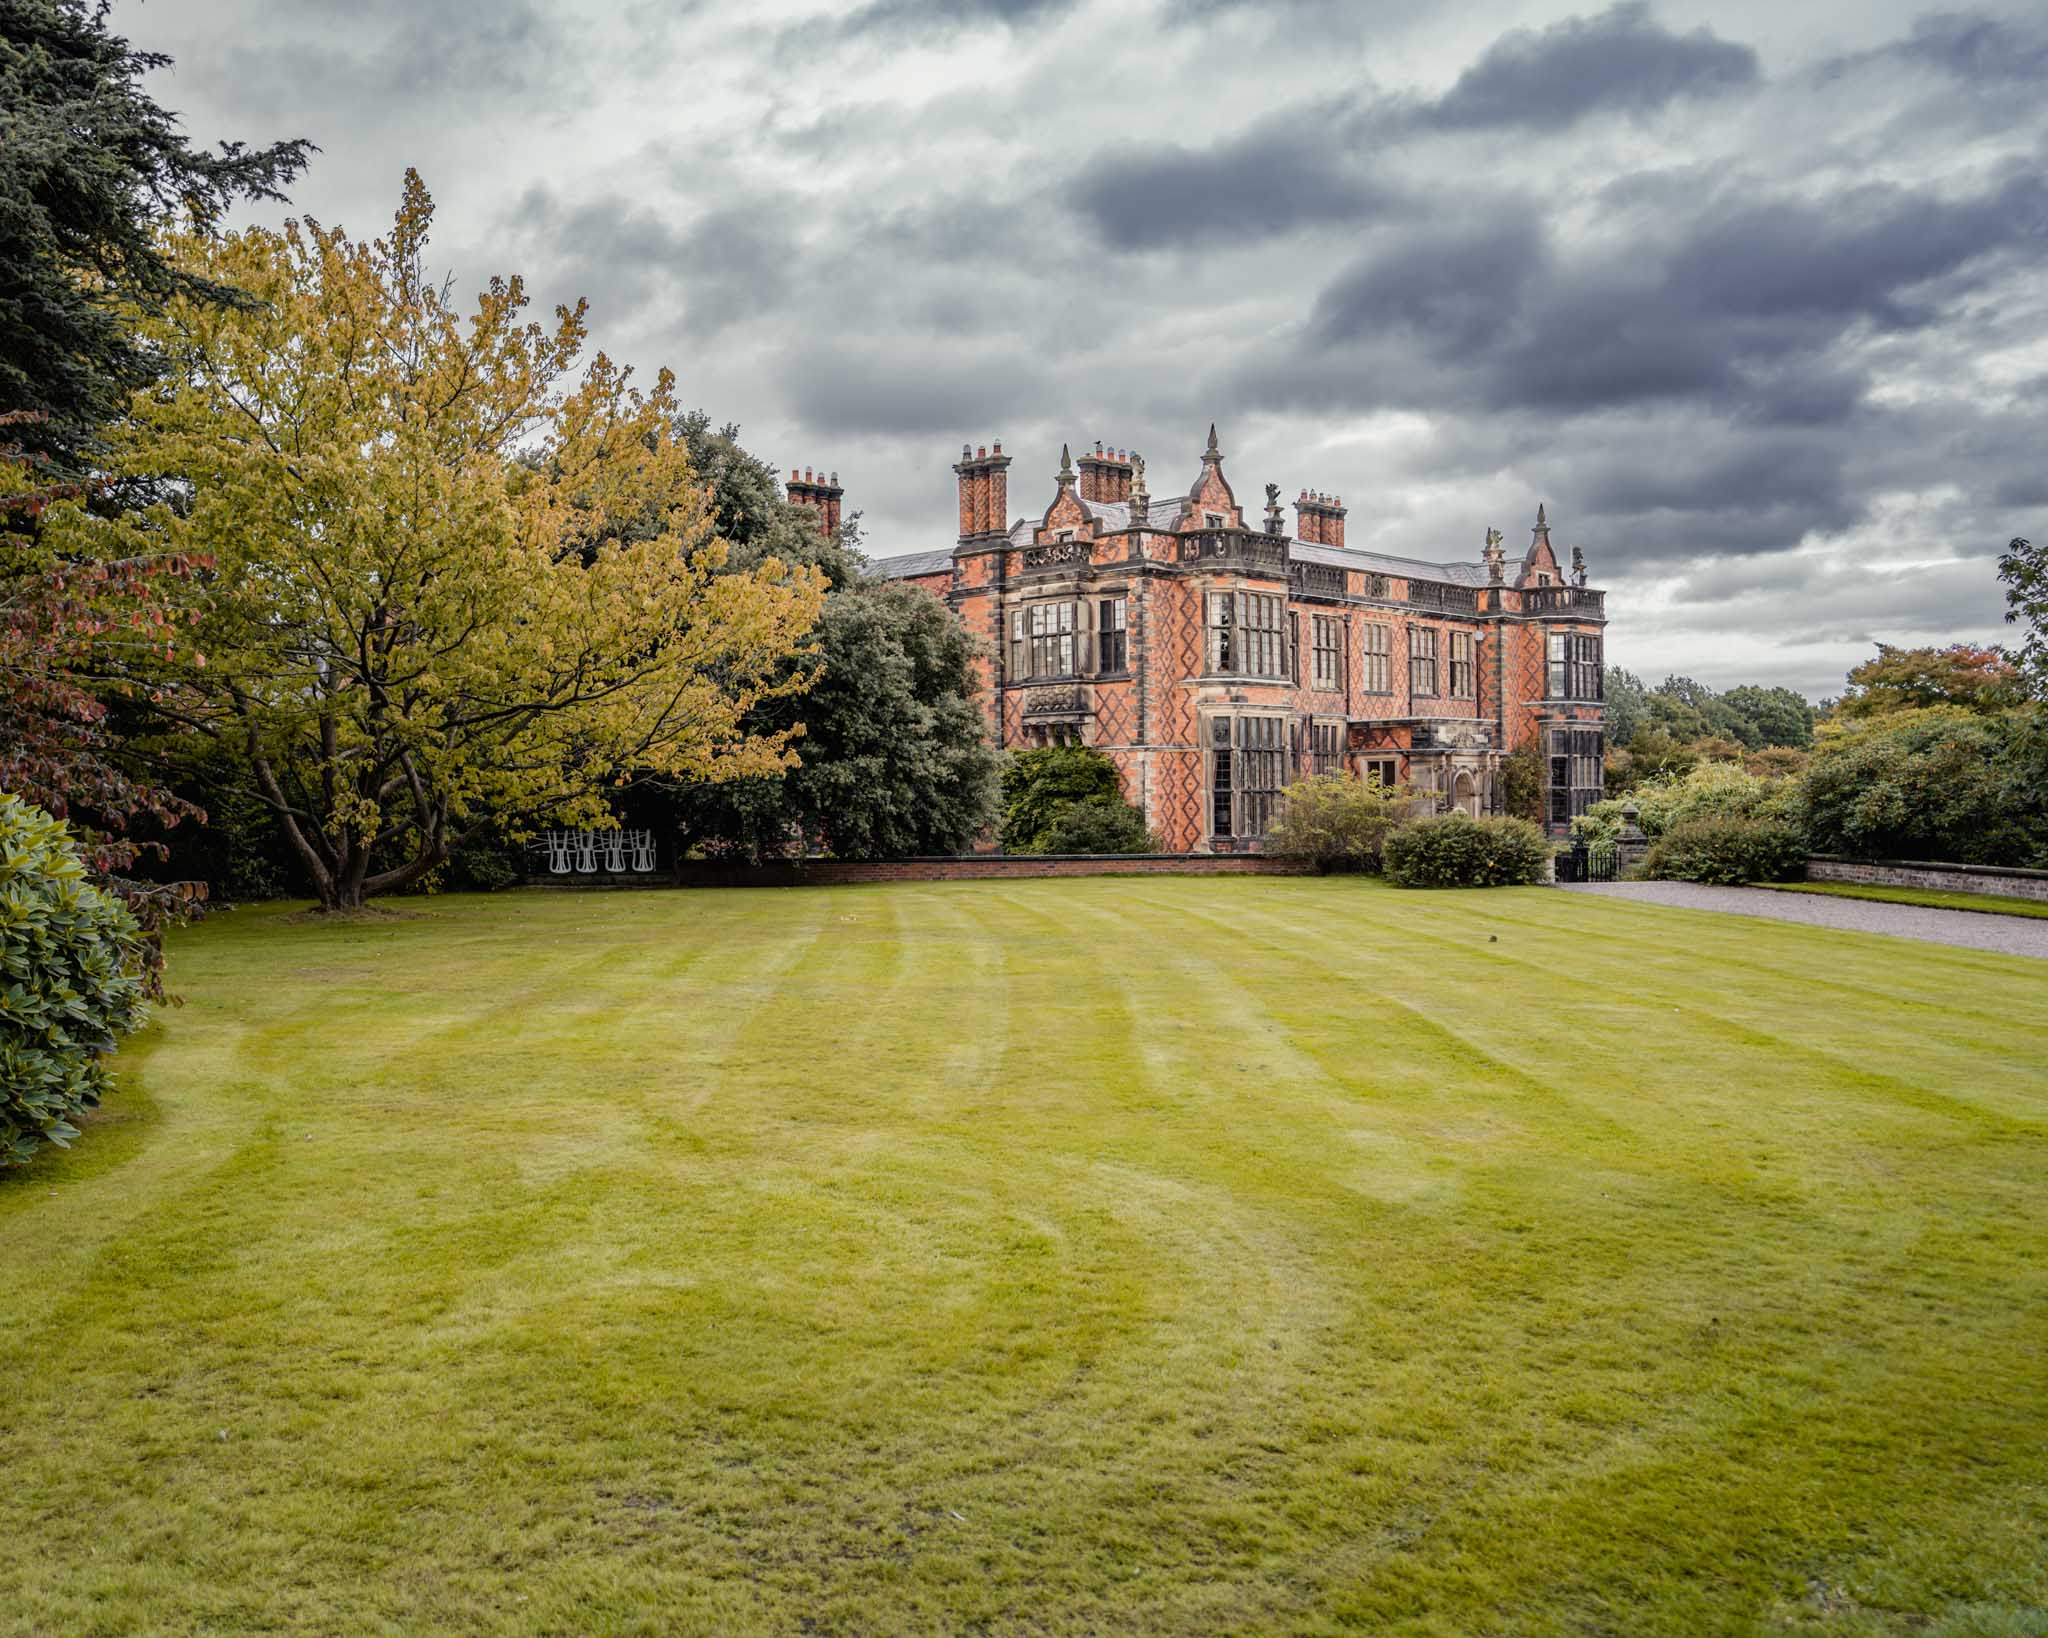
[667, 854, 1315, 888]
[1806, 855, 2048, 903]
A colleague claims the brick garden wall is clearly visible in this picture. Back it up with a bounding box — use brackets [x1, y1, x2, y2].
[1806, 856, 2048, 903]
[669, 854, 1316, 888]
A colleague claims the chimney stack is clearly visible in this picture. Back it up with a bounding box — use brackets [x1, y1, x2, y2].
[787, 466, 845, 537]
[953, 440, 1012, 543]
[1077, 441, 1134, 505]
[1293, 490, 1347, 549]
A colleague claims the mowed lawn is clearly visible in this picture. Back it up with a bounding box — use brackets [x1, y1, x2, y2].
[4, 882, 2047, 1636]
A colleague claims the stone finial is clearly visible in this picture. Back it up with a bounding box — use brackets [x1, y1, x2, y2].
[1571, 545, 1587, 586]
[1204, 422, 1221, 459]
[1484, 526, 1506, 583]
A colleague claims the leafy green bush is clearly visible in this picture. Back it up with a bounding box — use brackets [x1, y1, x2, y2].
[1, 796, 150, 1169]
[1642, 816, 1808, 885]
[1035, 795, 1156, 855]
[1000, 746, 1129, 853]
[1576, 759, 1803, 847]
[1266, 774, 1408, 873]
[1382, 814, 1552, 888]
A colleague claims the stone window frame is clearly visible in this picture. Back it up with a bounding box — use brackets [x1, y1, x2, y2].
[1308, 717, 1344, 776]
[1207, 711, 1289, 842]
[1359, 622, 1393, 694]
[1546, 631, 1603, 701]
[1410, 626, 1440, 698]
[1010, 600, 1078, 681]
[1312, 614, 1344, 691]
[1097, 595, 1128, 673]
[1205, 590, 1288, 680]
[1448, 629, 1475, 697]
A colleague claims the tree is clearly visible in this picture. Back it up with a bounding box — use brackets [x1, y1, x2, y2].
[1722, 684, 1814, 749]
[667, 580, 1000, 862]
[54, 172, 824, 910]
[1, 0, 308, 962]
[1803, 708, 2044, 867]
[999, 745, 1129, 853]
[1, 0, 311, 475]
[1998, 537, 2047, 697]
[1602, 667, 1647, 746]
[1836, 643, 2024, 718]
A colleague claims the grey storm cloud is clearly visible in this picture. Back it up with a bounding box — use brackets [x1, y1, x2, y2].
[1065, 113, 1393, 249]
[1425, 2, 1759, 128]
[111, 0, 2048, 692]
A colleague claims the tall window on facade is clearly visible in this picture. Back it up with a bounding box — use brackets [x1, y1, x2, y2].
[1210, 718, 1233, 838]
[1010, 602, 1076, 680]
[1310, 720, 1343, 775]
[1545, 726, 1605, 823]
[1238, 717, 1284, 836]
[1312, 615, 1343, 690]
[1545, 632, 1604, 699]
[1098, 596, 1127, 672]
[1449, 631, 1475, 697]
[1206, 592, 1234, 673]
[1206, 591, 1287, 678]
[1244, 593, 1283, 676]
[1361, 623, 1392, 693]
[1210, 716, 1286, 838]
[1410, 627, 1439, 697]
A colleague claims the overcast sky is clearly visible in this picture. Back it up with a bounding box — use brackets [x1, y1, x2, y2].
[117, 0, 2048, 697]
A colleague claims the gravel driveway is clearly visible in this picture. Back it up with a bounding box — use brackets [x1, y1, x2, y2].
[1560, 880, 2048, 959]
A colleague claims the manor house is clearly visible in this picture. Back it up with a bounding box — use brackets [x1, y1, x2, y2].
[842, 427, 1606, 853]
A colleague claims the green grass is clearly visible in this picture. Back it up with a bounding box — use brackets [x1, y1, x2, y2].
[1762, 879, 2048, 920]
[4, 881, 2046, 1636]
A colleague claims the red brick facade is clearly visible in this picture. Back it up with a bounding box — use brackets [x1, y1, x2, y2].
[869, 427, 1608, 851]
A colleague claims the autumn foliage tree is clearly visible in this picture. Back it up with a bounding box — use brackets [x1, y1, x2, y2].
[54, 172, 824, 910]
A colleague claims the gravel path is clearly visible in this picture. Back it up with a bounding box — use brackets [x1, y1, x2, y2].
[1560, 880, 2048, 959]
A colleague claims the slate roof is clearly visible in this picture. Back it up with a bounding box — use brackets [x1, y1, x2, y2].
[1291, 541, 1491, 587]
[869, 548, 955, 580]
[871, 518, 1489, 590]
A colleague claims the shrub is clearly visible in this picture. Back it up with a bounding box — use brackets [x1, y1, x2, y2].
[1382, 813, 1552, 888]
[1, 796, 150, 1169]
[1642, 815, 1808, 885]
[1034, 795, 1156, 855]
[1266, 774, 1408, 873]
[1575, 759, 1802, 848]
[1000, 746, 1129, 853]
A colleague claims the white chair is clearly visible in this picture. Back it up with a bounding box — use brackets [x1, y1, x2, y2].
[546, 830, 574, 874]
[629, 830, 656, 873]
[574, 830, 599, 873]
[601, 830, 628, 873]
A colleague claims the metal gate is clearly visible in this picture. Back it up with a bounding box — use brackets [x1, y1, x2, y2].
[1554, 840, 1620, 883]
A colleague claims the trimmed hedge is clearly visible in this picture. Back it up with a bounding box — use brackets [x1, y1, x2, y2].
[1, 795, 150, 1168]
[1642, 815, 1808, 885]
[1033, 795, 1156, 855]
[1382, 814, 1553, 889]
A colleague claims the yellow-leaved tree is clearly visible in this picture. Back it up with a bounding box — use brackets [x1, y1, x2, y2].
[55, 171, 824, 910]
